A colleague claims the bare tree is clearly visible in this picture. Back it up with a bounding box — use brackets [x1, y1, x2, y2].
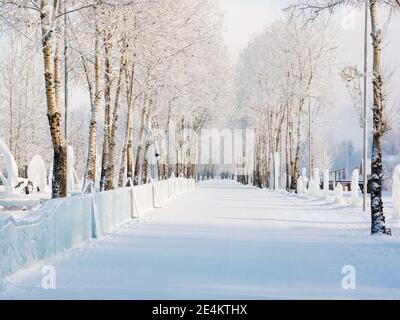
[40, 0, 68, 198]
[295, 0, 399, 234]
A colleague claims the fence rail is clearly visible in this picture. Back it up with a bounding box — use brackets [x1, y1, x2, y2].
[0, 178, 196, 279]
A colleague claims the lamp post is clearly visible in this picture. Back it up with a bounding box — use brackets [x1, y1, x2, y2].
[308, 101, 312, 181]
[362, 0, 369, 213]
[64, 4, 69, 141]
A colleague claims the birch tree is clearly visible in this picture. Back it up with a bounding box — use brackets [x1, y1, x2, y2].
[236, 12, 335, 191]
[0, 0, 232, 192]
[39, 0, 68, 198]
[296, 0, 400, 235]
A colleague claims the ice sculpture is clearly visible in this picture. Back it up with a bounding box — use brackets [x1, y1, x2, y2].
[28, 155, 48, 193]
[297, 168, 308, 194]
[308, 168, 321, 196]
[0, 139, 19, 194]
[335, 183, 345, 205]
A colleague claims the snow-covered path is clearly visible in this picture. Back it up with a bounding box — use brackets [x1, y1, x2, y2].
[2, 179, 400, 299]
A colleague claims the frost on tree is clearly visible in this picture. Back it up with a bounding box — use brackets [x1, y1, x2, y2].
[28, 155, 48, 193]
[0, 139, 19, 194]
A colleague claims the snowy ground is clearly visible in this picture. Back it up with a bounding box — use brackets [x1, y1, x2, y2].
[1, 179, 400, 300]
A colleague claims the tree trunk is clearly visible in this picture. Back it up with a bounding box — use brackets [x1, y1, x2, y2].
[143, 141, 152, 183]
[40, 0, 67, 198]
[118, 135, 127, 187]
[285, 114, 291, 191]
[164, 98, 175, 178]
[100, 31, 112, 191]
[134, 93, 149, 185]
[369, 0, 391, 235]
[118, 60, 136, 187]
[84, 22, 101, 186]
[105, 36, 127, 190]
[290, 102, 305, 191]
[125, 62, 136, 183]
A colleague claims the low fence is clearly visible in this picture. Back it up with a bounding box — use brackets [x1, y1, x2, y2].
[0, 178, 196, 279]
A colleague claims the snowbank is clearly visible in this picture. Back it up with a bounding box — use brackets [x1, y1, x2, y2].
[0, 178, 195, 279]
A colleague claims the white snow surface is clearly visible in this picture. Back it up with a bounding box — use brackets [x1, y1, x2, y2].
[2, 179, 400, 300]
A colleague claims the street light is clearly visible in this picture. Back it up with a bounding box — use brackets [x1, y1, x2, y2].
[308, 100, 312, 181]
[64, 3, 69, 142]
[362, 0, 369, 213]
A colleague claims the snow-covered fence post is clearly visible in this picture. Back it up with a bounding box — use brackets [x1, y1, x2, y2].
[127, 177, 140, 218]
[150, 178, 162, 209]
[82, 181, 98, 239]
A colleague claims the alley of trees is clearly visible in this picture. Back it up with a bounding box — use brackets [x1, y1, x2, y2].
[0, 0, 399, 235]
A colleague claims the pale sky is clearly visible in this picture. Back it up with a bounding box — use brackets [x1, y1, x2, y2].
[219, 0, 400, 150]
[219, 0, 285, 62]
